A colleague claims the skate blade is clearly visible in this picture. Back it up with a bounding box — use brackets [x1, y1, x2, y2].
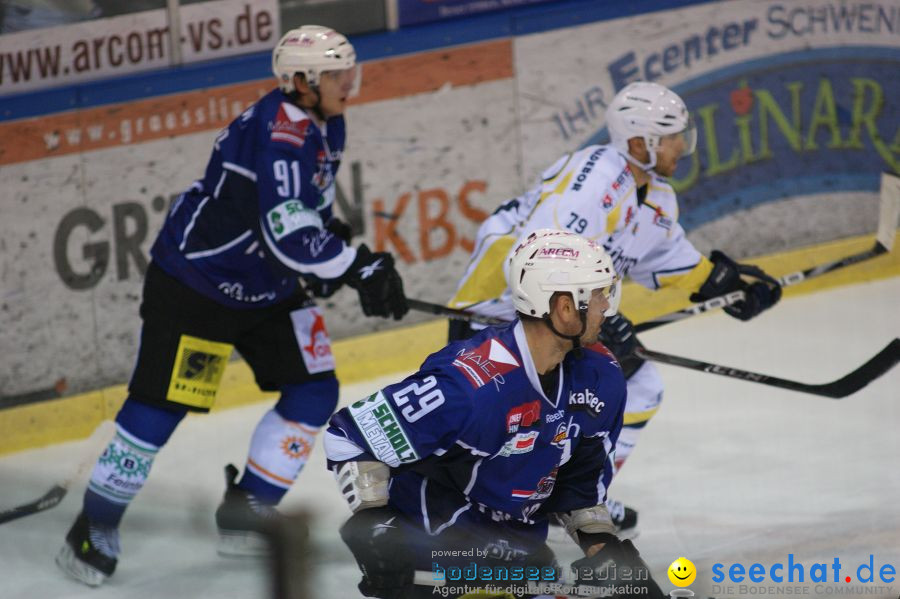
[55, 544, 108, 587]
[217, 530, 270, 558]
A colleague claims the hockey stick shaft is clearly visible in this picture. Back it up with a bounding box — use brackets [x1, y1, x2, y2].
[407, 298, 505, 326]
[634, 338, 899, 399]
[633, 241, 889, 333]
[406, 300, 899, 398]
[637, 176, 900, 332]
[0, 420, 114, 525]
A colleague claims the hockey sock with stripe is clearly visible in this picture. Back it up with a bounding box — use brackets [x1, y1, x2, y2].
[238, 409, 319, 505]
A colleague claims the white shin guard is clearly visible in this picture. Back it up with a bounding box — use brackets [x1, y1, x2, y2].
[244, 409, 319, 491]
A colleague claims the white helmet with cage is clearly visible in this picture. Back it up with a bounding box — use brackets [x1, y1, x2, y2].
[272, 25, 358, 93]
[606, 81, 696, 169]
[508, 229, 620, 319]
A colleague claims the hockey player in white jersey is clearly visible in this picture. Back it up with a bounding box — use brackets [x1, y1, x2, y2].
[448, 81, 782, 534]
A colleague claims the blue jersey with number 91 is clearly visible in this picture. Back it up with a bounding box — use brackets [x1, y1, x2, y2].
[151, 88, 355, 308]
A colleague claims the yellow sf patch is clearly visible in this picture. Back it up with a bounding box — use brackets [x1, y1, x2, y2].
[166, 335, 233, 409]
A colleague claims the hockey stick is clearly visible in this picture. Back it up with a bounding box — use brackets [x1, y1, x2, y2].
[408, 298, 505, 326]
[633, 240, 890, 333]
[0, 420, 114, 525]
[636, 173, 900, 333]
[406, 300, 900, 398]
[634, 338, 900, 399]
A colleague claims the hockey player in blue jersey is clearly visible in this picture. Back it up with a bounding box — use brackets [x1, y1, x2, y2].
[326, 230, 665, 599]
[56, 26, 408, 587]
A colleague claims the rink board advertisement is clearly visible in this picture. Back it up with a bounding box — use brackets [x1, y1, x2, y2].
[0, 0, 279, 95]
[1, 0, 899, 399]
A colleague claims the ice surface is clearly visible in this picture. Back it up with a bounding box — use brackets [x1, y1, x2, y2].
[1, 277, 898, 598]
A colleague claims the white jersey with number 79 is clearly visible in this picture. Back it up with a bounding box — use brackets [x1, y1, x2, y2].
[449, 144, 714, 321]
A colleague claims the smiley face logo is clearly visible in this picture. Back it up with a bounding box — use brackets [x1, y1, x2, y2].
[668, 557, 696, 587]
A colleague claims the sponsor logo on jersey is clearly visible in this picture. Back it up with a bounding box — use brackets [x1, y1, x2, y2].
[291, 307, 335, 374]
[602, 193, 614, 208]
[506, 400, 541, 433]
[267, 200, 322, 241]
[217, 281, 278, 304]
[348, 391, 418, 467]
[497, 430, 539, 457]
[453, 337, 520, 390]
[571, 147, 605, 192]
[545, 409, 565, 423]
[568, 389, 605, 417]
[529, 467, 558, 501]
[653, 206, 673, 230]
[552, 421, 569, 444]
[604, 243, 639, 278]
[311, 149, 335, 193]
[270, 106, 310, 148]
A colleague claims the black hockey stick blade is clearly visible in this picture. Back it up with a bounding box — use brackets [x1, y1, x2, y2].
[0, 484, 68, 525]
[636, 338, 900, 398]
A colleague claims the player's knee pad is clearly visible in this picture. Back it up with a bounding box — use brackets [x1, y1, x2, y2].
[275, 377, 339, 427]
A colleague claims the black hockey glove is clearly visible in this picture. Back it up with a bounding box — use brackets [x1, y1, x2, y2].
[326, 216, 354, 244]
[302, 275, 342, 299]
[344, 244, 409, 320]
[690, 250, 782, 322]
[339, 507, 414, 599]
[571, 533, 666, 599]
[599, 313, 637, 359]
[599, 313, 644, 379]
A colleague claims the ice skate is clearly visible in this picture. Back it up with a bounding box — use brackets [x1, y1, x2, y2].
[215, 464, 282, 557]
[55, 511, 119, 587]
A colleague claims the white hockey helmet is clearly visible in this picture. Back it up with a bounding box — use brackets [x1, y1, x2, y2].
[606, 81, 696, 169]
[272, 25, 359, 93]
[508, 229, 620, 319]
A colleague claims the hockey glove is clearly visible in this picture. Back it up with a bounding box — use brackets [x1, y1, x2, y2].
[339, 506, 414, 599]
[690, 250, 782, 321]
[302, 275, 342, 299]
[326, 217, 355, 244]
[599, 313, 637, 359]
[571, 533, 666, 599]
[599, 313, 644, 379]
[345, 244, 409, 320]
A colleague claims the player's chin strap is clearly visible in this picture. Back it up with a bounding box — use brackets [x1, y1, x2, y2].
[543, 306, 589, 358]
